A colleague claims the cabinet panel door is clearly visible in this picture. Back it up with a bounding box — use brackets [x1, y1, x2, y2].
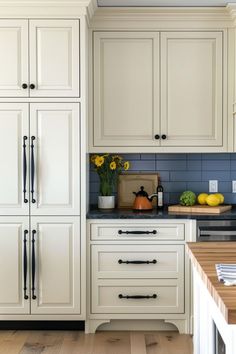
[93, 32, 160, 147]
[0, 103, 29, 215]
[0, 217, 30, 314]
[161, 32, 223, 146]
[30, 217, 80, 315]
[30, 103, 80, 216]
[0, 20, 28, 97]
[29, 20, 79, 97]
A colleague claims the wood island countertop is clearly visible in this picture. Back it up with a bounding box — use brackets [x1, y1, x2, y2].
[187, 242, 236, 324]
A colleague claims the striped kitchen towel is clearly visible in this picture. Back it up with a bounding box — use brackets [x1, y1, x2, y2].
[215, 264, 236, 286]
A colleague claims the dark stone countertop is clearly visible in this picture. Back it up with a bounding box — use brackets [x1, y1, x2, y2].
[87, 205, 236, 220]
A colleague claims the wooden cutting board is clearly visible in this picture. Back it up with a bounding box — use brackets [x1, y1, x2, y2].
[168, 204, 232, 214]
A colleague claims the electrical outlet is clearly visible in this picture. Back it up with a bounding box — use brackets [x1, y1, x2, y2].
[232, 181, 236, 193]
[209, 180, 218, 193]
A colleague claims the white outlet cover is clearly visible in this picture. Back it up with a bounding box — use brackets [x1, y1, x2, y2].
[232, 181, 236, 193]
[209, 180, 218, 193]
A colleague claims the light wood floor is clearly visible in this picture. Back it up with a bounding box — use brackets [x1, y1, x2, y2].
[0, 330, 193, 354]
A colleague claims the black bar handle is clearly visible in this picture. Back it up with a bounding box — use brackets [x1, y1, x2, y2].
[23, 136, 28, 203]
[30, 136, 36, 204]
[31, 229, 37, 300]
[118, 230, 157, 235]
[23, 230, 29, 300]
[118, 259, 157, 265]
[119, 294, 157, 300]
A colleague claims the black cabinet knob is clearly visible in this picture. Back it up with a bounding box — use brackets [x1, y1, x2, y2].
[30, 84, 35, 89]
[22, 83, 28, 89]
[155, 134, 160, 140]
[161, 134, 167, 140]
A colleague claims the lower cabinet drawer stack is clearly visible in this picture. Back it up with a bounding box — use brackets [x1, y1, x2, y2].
[87, 219, 193, 333]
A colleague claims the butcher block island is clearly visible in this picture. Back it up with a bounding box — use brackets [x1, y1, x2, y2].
[187, 243, 236, 354]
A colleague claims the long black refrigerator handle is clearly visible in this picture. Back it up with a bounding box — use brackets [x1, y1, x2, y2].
[23, 136, 28, 203]
[30, 136, 36, 204]
[31, 229, 37, 300]
[23, 230, 29, 300]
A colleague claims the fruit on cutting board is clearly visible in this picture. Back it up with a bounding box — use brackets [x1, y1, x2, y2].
[197, 193, 209, 205]
[179, 191, 196, 206]
[214, 193, 224, 204]
[205, 194, 221, 207]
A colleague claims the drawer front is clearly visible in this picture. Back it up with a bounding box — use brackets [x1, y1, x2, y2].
[90, 223, 185, 241]
[91, 244, 184, 279]
[91, 279, 184, 314]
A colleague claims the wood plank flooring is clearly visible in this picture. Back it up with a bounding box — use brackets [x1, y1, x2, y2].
[0, 330, 193, 354]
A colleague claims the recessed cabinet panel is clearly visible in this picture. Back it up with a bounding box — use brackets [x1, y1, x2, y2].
[31, 217, 80, 315]
[0, 103, 29, 215]
[0, 20, 28, 97]
[29, 20, 80, 97]
[30, 103, 80, 216]
[161, 32, 223, 146]
[0, 217, 29, 314]
[93, 32, 159, 147]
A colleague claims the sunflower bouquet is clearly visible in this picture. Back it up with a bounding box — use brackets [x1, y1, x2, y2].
[91, 154, 130, 196]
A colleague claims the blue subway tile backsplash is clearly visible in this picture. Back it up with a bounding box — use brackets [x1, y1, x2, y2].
[89, 153, 236, 205]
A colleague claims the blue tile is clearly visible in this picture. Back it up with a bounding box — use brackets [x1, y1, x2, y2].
[218, 182, 232, 193]
[156, 153, 186, 160]
[231, 160, 236, 170]
[202, 153, 230, 160]
[202, 171, 231, 181]
[90, 193, 99, 205]
[230, 154, 236, 160]
[230, 171, 236, 179]
[186, 182, 208, 193]
[159, 171, 170, 182]
[123, 154, 141, 160]
[169, 193, 182, 204]
[155, 160, 187, 171]
[222, 193, 234, 204]
[170, 171, 201, 182]
[162, 182, 187, 193]
[202, 160, 230, 171]
[187, 160, 201, 171]
[140, 154, 155, 160]
[128, 160, 156, 171]
[187, 154, 202, 160]
[90, 182, 100, 193]
[90, 171, 99, 182]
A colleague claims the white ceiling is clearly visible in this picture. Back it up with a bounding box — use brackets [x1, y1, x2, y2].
[98, 0, 236, 6]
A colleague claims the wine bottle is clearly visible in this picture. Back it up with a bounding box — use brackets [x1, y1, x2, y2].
[157, 184, 164, 209]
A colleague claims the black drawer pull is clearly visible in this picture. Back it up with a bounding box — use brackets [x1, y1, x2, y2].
[119, 294, 157, 300]
[23, 230, 29, 300]
[23, 136, 28, 203]
[118, 230, 157, 235]
[31, 229, 37, 300]
[118, 259, 157, 265]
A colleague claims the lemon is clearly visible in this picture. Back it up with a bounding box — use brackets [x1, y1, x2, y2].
[197, 193, 208, 205]
[214, 193, 224, 204]
[206, 194, 220, 207]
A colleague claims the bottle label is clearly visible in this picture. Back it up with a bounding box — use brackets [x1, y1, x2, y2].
[158, 192, 163, 207]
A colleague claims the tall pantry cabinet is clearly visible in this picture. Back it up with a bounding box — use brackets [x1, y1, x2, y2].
[0, 17, 84, 319]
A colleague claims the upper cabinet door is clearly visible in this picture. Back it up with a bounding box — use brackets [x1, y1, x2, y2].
[0, 103, 29, 215]
[30, 103, 80, 216]
[0, 20, 29, 97]
[161, 32, 223, 147]
[29, 20, 80, 97]
[93, 32, 160, 147]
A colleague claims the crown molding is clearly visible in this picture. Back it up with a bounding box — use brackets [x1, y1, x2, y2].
[90, 6, 233, 29]
[0, 0, 94, 17]
[87, 0, 98, 22]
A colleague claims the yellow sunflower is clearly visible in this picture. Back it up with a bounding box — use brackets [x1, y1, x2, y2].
[124, 161, 130, 171]
[110, 161, 116, 170]
[91, 155, 97, 163]
[95, 155, 105, 167]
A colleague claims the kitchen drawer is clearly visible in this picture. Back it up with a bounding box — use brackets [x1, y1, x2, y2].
[90, 223, 185, 241]
[91, 279, 184, 314]
[91, 244, 184, 279]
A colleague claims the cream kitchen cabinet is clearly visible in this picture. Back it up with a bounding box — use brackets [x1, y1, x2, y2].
[92, 31, 225, 151]
[0, 102, 80, 216]
[0, 216, 80, 316]
[0, 19, 79, 97]
[86, 219, 194, 334]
